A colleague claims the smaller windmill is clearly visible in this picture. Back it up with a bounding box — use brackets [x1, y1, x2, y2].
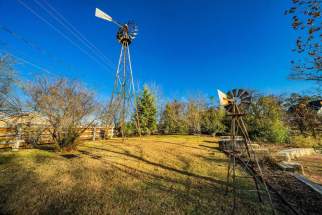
[217, 89, 275, 214]
[95, 8, 140, 138]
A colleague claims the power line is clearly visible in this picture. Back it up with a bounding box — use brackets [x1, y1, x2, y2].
[16, 0, 114, 73]
[33, 0, 114, 70]
[0, 25, 105, 80]
[0, 45, 112, 94]
[0, 48, 56, 76]
[0, 24, 74, 71]
[40, 0, 116, 69]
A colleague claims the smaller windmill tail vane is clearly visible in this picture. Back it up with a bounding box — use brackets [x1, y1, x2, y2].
[217, 89, 230, 106]
[217, 88, 275, 214]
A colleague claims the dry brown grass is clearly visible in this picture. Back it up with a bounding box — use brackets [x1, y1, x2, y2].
[0, 135, 271, 214]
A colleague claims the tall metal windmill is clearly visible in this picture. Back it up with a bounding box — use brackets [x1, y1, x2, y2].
[217, 89, 275, 214]
[95, 8, 140, 138]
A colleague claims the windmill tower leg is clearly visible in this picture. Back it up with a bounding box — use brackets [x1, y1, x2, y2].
[231, 106, 237, 214]
[238, 116, 275, 211]
[127, 46, 141, 137]
[225, 104, 275, 214]
[106, 42, 141, 140]
[105, 46, 123, 134]
[120, 42, 127, 139]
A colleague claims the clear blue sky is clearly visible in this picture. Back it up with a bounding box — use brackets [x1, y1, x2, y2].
[0, 0, 313, 101]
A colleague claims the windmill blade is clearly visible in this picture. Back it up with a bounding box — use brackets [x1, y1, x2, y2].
[237, 89, 243, 97]
[238, 89, 248, 98]
[232, 89, 238, 97]
[242, 96, 252, 102]
[220, 88, 252, 113]
[128, 22, 139, 36]
[240, 91, 250, 99]
[225, 104, 233, 112]
[95, 8, 113, 22]
[227, 91, 233, 99]
[242, 99, 251, 105]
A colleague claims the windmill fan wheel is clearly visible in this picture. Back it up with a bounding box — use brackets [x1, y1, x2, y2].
[225, 89, 252, 113]
[117, 21, 138, 45]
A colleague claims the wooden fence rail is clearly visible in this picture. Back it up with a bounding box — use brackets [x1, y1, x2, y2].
[0, 126, 114, 149]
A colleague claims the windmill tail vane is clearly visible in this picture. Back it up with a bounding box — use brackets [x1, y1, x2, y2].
[95, 8, 122, 27]
[95, 8, 113, 22]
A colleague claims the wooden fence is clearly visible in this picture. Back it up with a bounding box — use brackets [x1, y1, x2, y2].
[0, 126, 114, 149]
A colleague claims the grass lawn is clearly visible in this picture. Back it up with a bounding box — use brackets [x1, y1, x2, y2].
[0, 135, 271, 215]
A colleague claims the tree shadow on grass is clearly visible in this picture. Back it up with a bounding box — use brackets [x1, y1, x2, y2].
[0, 162, 47, 214]
[82, 146, 226, 186]
[111, 160, 224, 192]
[0, 154, 15, 165]
[77, 148, 270, 214]
[76, 149, 234, 213]
[32, 144, 57, 152]
[151, 140, 210, 151]
[78, 150, 102, 160]
[61, 154, 80, 159]
[107, 161, 233, 214]
[203, 140, 218, 144]
[199, 144, 220, 151]
[0, 147, 271, 214]
[197, 155, 228, 165]
[0, 160, 114, 215]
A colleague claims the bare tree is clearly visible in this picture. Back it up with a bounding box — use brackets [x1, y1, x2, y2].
[100, 96, 122, 135]
[286, 0, 321, 83]
[0, 54, 22, 120]
[284, 93, 322, 138]
[26, 78, 97, 150]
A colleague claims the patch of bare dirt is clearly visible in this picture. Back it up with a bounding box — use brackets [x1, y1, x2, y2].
[261, 161, 322, 215]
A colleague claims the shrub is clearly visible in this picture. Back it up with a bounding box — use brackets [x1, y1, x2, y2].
[267, 120, 289, 143]
[291, 135, 322, 148]
[245, 95, 289, 144]
[200, 107, 226, 135]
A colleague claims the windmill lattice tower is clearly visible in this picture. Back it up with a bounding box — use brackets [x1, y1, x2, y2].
[95, 8, 140, 138]
[218, 89, 275, 214]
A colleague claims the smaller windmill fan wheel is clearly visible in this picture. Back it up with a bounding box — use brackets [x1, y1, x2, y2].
[225, 89, 251, 113]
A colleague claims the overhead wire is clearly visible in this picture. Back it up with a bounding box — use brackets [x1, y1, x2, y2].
[0, 41, 112, 95]
[16, 0, 114, 73]
[0, 48, 56, 77]
[0, 25, 110, 84]
[0, 24, 74, 71]
[0, 25, 113, 94]
[40, 0, 116, 70]
[33, 0, 115, 70]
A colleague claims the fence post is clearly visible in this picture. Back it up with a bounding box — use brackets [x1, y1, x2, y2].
[92, 126, 96, 141]
[110, 127, 114, 138]
[12, 124, 22, 151]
